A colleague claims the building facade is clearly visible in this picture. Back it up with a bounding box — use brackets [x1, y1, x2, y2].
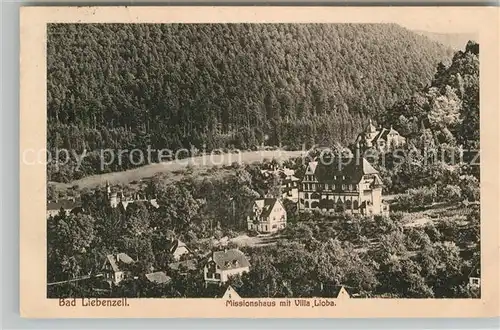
[106, 182, 159, 210]
[204, 249, 250, 284]
[247, 198, 287, 233]
[299, 156, 389, 216]
[46, 198, 81, 218]
[355, 119, 406, 152]
[102, 253, 135, 286]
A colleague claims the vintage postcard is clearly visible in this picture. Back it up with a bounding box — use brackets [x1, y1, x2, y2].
[20, 6, 499, 318]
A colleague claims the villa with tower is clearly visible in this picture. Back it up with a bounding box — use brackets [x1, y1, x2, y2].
[355, 119, 406, 152]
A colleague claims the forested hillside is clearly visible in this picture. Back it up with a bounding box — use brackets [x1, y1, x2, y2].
[47, 23, 454, 182]
[382, 40, 479, 149]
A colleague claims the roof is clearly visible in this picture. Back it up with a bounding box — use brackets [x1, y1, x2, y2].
[106, 253, 134, 273]
[254, 198, 281, 218]
[365, 119, 377, 133]
[47, 199, 81, 211]
[168, 259, 198, 271]
[306, 161, 318, 174]
[145, 271, 171, 284]
[312, 157, 379, 184]
[168, 239, 190, 254]
[210, 249, 250, 271]
[372, 128, 390, 142]
[216, 284, 241, 298]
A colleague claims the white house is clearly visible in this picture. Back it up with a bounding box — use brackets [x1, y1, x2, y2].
[204, 249, 250, 284]
[102, 253, 135, 285]
[247, 198, 287, 233]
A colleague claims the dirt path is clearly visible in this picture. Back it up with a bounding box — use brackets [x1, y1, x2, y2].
[53, 150, 305, 190]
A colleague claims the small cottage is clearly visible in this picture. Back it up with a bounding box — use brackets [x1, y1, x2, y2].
[204, 249, 250, 284]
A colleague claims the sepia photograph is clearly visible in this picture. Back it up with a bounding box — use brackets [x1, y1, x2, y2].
[44, 20, 481, 300]
[19, 6, 499, 318]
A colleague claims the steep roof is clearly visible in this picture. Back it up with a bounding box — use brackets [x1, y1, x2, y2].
[168, 239, 190, 254]
[106, 253, 134, 273]
[145, 271, 171, 284]
[211, 249, 250, 271]
[216, 284, 241, 298]
[312, 157, 379, 184]
[306, 161, 318, 174]
[365, 119, 377, 133]
[254, 198, 281, 218]
[372, 128, 389, 142]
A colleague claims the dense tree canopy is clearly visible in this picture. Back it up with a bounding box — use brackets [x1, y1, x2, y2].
[47, 23, 454, 182]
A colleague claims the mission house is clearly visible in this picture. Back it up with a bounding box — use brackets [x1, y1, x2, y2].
[299, 156, 389, 216]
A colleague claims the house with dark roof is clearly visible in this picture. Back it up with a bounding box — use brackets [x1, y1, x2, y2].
[102, 253, 135, 285]
[355, 119, 406, 152]
[46, 198, 82, 218]
[204, 249, 250, 284]
[299, 156, 389, 215]
[247, 198, 287, 233]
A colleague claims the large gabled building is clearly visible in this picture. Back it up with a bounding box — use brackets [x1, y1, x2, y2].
[299, 156, 389, 216]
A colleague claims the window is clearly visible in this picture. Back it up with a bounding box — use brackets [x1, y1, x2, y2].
[472, 278, 479, 285]
[215, 273, 221, 280]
